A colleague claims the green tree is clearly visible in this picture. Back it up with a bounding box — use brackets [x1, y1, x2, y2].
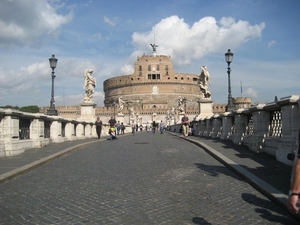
[19, 105, 39, 113]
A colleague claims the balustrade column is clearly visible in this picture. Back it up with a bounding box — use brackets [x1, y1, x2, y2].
[220, 112, 233, 140]
[276, 96, 300, 165]
[232, 111, 248, 145]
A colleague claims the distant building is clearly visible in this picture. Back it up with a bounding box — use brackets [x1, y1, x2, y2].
[40, 50, 251, 124]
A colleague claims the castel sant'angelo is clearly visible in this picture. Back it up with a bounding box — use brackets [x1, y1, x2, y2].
[41, 44, 251, 125]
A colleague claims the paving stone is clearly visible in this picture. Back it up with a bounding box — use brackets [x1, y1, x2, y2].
[0, 132, 298, 224]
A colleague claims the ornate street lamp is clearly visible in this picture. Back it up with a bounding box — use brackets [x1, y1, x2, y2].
[225, 49, 235, 112]
[47, 54, 58, 116]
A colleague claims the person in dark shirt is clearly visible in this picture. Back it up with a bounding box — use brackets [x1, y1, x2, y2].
[108, 116, 117, 128]
[181, 113, 190, 138]
[95, 117, 103, 139]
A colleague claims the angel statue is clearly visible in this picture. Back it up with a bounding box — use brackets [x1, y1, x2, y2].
[178, 97, 184, 112]
[198, 66, 211, 98]
[150, 43, 158, 52]
[83, 69, 96, 103]
[118, 96, 125, 113]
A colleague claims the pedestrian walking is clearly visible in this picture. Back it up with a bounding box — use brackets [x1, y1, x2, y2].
[95, 116, 103, 139]
[131, 120, 136, 135]
[181, 113, 190, 138]
[159, 120, 164, 134]
[152, 121, 156, 134]
[116, 121, 121, 135]
[146, 122, 150, 133]
[121, 122, 125, 135]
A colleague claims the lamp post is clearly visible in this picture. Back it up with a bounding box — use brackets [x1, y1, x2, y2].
[225, 49, 235, 112]
[47, 54, 58, 116]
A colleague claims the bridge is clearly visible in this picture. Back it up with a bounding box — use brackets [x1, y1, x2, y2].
[1, 95, 299, 166]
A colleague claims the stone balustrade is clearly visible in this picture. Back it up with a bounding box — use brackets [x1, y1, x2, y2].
[168, 95, 300, 166]
[0, 109, 114, 157]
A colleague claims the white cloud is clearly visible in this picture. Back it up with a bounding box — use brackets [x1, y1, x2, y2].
[0, 0, 74, 47]
[104, 16, 116, 26]
[131, 15, 265, 66]
[92, 33, 102, 39]
[120, 64, 134, 75]
[245, 87, 258, 98]
[268, 40, 276, 48]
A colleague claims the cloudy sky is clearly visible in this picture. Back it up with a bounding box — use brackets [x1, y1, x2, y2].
[0, 0, 299, 107]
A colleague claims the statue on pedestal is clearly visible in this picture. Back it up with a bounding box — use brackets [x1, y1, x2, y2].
[83, 69, 96, 103]
[178, 97, 184, 112]
[199, 66, 211, 98]
[118, 96, 125, 114]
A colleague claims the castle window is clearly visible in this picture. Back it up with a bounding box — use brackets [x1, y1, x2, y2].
[139, 66, 142, 71]
[139, 71, 142, 76]
[181, 77, 184, 80]
[148, 74, 161, 80]
[166, 71, 169, 75]
[165, 65, 169, 70]
[156, 65, 160, 71]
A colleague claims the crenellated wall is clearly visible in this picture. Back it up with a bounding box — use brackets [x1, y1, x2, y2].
[168, 95, 300, 166]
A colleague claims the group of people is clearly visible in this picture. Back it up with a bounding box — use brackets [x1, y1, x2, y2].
[95, 116, 126, 140]
[95, 114, 191, 139]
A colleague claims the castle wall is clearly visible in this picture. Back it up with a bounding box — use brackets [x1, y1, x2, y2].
[103, 54, 204, 108]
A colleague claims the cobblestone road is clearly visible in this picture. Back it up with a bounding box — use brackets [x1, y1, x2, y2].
[0, 132, 298, 224]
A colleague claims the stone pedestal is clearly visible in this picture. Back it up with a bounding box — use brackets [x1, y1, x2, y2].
[195, 99, 214, 119]
[78, 103, 96, 122]
[116, 113, 125, 124]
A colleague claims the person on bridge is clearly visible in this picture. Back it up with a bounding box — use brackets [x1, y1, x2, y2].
[159, 120, 164, 134]
[108, 116, 117, 128]
[95, 117, 103, 139]
[287, 97, 300, 214]
[181, 113, 190, 138]
[131, 120, 136, 135]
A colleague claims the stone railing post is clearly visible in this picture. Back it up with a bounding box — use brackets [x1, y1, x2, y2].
[76, 123, 85, 138]
[64, 121, 75, 140]
[232, 109, 248, 145]
[276, 95, 300, 165]
[51, 120, 64, 143]
[211, 115, 221, 139]
[220, 112, 233, 140]
[248, 104, 269, 152]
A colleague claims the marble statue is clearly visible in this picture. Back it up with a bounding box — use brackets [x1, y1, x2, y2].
[118, 96, 125, 113]
[199, 66, 211, 98]
[129, 107, 135, 116]
[83, 69, 96, 103]
[178, 97, 184, 112]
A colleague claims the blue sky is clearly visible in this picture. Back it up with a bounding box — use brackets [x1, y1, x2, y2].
[0, 0, 299, 107]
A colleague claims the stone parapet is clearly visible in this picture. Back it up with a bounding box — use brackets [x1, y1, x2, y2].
[0, 109, 95, 157]
[174, 95, 300, 166]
